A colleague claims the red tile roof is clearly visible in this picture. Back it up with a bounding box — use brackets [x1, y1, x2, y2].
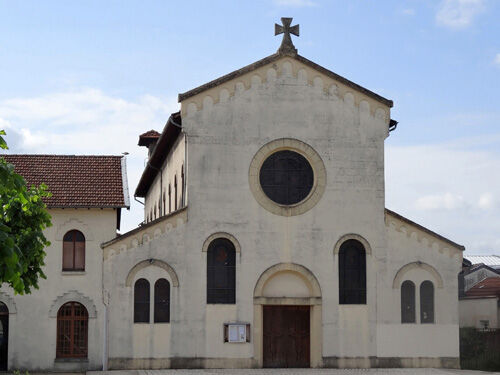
[1, 154, 129, 208]
[465, 277, 500, 298]
[139, 130, 160, 138]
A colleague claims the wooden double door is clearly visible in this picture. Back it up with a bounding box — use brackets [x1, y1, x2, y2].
[263, 305, 310, 368]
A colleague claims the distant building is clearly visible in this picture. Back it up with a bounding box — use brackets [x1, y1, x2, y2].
[459, 277, 500, 329]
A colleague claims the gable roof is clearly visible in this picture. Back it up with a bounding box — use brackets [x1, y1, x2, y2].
[138, 130, 161, 147]
[465, 277, 500, 298]
[385, 208, 465, 251]
[2, 154, 130, 209]
[135, 112, 182, 198]
[178, 52, 393, 108]
[464, 255, 500, 269]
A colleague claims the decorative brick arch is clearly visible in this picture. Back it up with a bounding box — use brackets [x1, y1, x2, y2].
[49, 290, 97, 318]
[333, 233, 372, 255]
[202, 232, 241, 253]
[55, 217, 94, 241]
[392, 261, 444, 289]
[125, 259, 179, 287]
[0, 292, 17, 314]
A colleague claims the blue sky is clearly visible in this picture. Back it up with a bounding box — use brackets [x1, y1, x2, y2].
[1, 0, 499, 255]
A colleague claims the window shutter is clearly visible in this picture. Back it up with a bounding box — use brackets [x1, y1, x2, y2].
[74, 241, 85, 271]
[62, 241, 74, 270]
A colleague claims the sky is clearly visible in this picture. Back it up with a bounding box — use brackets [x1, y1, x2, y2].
[0, 0, 499, 256]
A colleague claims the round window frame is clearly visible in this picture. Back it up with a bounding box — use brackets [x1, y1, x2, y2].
[249, 138, 326, 216]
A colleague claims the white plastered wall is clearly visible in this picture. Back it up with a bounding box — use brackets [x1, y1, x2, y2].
[144, 134, 186, 222]
[0, 208, 116, 371]
[459, 297, 499, 328]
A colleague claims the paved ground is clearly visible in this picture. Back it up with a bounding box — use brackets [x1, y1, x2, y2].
[87, 369, 498, 375]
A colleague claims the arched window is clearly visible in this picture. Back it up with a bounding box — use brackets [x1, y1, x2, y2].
[134, 278, 150, 323]
[168, 184, 172, 213]
[63, 230, 85, 271]
[174, 175, 178, 211]
[162, 191, 166, 216]
[181, 164, 185, 208]
[56, 302, 88, 358]
[420, 280, 434, 323]
[338, 239, 366, 304]
[401, 280, 416, 323]
[154, 279, 170, 323]
[207, 238, 236, 304]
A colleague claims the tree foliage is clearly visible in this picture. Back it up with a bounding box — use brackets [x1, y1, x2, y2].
[0, 130, 52, 294]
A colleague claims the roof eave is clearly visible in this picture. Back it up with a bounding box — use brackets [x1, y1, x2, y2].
[385, 208, 465, 251]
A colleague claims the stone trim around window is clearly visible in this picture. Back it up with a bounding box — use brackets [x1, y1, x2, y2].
[248, 138, 326, 216]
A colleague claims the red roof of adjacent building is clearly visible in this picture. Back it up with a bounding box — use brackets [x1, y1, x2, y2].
[2, 154, 129, 208]
[138, 130, 161, 147]
[465, 277, 500, 298]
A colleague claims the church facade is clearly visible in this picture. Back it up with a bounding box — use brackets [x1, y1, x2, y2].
[1, 19, 464, 370]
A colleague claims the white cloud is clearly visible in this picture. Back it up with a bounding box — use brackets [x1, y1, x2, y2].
[478, 193, 495, 209]
[415, 192, 465, 210]
[494, 53, 500, 66]
[436, 0, 485, 29]
[386, 136, 500, 255]
[0, 88, 178, 233]
[273, 0, 317, 7]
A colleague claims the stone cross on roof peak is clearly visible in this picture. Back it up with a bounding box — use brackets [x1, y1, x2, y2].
[275, 17, 299, 56]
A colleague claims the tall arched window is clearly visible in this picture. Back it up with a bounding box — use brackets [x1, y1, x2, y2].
[181, 164, 185, 208]
[174, 175, 178, 211]
[401, 280, 416, 323]
[154, 279, 170, 323]
[168, 183, 172, 213]
[134, 278, 150, 323]
[63, 230, 85, 271]
[420, 280, 434, 323]
[56, 302, 88, 358]
[207, 238, 236, 304]
[338, 239, 366, 304]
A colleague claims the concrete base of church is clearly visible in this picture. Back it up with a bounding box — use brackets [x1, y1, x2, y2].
[107, 356, 460, 370]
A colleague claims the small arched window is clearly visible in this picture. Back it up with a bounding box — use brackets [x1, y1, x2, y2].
[56, 302, 88, 358]
[63, 230, 85, 271]
[168, 184, 172, 213]
[401, 280, 416, 323]
[154, 279, 170, 323]
[420, 280, 434, 323]
[174, 175, 178, 211]
[181, 164, 185, 208]
[338, 239, 366, 304]
[134, 278, 150, 323]
[207, 238, 236, 304]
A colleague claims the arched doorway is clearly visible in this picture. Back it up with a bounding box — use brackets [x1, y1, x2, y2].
[0, 302, 8, 370]
[56, 302, 88, 358]
[253, 263, 322, 368]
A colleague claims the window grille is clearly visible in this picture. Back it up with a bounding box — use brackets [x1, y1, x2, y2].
[56, 302, 88, 358]
[154, 278, 170, 323]
[420, 280, 434, 323]
[134, 278, 150, 323]
[401, 280, 416, 323]
[338, 239, 366, 304]
[207, 238, 236, 304]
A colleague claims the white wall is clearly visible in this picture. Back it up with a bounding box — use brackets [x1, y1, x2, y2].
[459, 297, 499, 328]
[0, 208, 117, 371]
[145, 134, 185, 222]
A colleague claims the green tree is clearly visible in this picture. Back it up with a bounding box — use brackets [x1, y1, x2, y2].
[0, 130, 52, 294]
